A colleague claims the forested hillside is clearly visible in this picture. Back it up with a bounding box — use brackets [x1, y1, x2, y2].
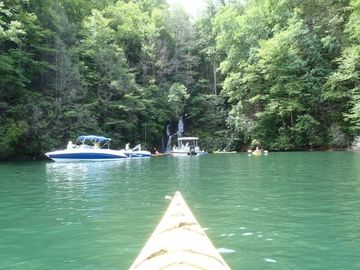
[0, 0, 359, 159]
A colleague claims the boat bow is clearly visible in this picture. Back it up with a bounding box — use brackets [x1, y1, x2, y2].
[129, 191, 231, 270]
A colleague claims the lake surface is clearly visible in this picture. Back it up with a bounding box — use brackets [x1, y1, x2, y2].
[1, 152, 360, 269]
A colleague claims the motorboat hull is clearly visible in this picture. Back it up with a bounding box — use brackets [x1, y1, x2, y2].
[170, 151, 207, 156]
[121, 150, 152, 158]
[213, 151, 237, 154]
[45, 149, 128, 162]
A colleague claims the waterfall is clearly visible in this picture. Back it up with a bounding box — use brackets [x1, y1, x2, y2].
[165, 117, 184, 152]
[178, 116, 184, 137]
[166, 125, 172, 152]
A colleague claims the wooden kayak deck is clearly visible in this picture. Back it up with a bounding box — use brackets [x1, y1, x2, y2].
[129, 191, 232, 270]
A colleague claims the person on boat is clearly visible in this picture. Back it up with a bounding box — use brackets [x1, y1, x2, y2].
[94, 142, 100, 148]
[125, 143, 130, 150]
[67, 141, 73, 149]
[254, 146, 262, 154]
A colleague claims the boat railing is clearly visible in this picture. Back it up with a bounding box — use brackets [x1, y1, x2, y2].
[132, 144, 141, 151]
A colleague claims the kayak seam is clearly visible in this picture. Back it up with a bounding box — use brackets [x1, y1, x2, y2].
[134, 248, 227, 269]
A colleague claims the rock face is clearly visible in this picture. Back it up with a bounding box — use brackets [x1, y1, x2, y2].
[352, 136, 360, 151]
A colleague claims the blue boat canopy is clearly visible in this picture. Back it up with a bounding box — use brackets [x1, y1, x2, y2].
[77, 135, 111, 143]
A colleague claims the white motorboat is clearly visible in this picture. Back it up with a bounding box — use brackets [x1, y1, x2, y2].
[45, 135, 128, 162]
[120, 143, 151, 158]
[170, 137, 207, 156]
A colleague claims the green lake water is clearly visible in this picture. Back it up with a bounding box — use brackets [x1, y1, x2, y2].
[1, 152, 360, 269]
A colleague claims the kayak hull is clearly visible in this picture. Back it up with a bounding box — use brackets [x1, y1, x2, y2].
[129, 191, 231, 270]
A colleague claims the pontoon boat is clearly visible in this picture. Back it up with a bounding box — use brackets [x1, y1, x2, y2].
[170, 137, 207, 156]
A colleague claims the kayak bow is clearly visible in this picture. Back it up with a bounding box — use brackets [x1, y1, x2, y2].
[129, 191, 232, 270]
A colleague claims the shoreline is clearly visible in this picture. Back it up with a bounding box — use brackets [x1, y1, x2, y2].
[1, 148, 359, 162]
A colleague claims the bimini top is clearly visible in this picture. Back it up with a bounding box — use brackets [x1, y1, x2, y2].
[77, 135, 111, 143]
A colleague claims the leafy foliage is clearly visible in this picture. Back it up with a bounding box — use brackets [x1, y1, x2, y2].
[212, 0, 355, 150]
[0, 0, 359, 159]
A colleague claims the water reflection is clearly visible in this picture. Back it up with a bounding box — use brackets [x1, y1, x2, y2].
[45, 159, 152, 223]
[170, 155, 202, 181]
[47, 160, 124, 181]
[46, 159, 152, 182]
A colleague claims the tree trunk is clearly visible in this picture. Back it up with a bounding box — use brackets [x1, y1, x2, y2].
[213, 61, 217, 95]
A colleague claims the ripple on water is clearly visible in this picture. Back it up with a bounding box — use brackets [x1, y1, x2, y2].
[217, 248, 236, 253]
[265, 258, 277, 263]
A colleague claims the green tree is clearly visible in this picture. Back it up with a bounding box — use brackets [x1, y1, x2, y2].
[213, 0, 350, 150]
[167, 83, 189, 118]
[326, 0, 360, 136]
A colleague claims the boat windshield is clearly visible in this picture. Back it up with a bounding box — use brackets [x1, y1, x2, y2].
[75, 135, 111, 149]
